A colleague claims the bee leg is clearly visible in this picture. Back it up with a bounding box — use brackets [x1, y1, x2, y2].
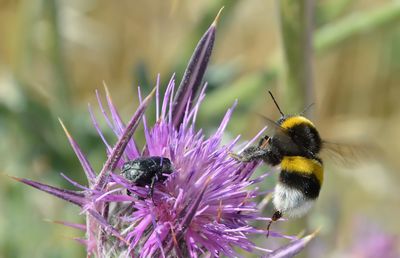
[257, 135, 270, 147]
[148, 176, 158, 205]
[229, 152, 246, 161]
[266, 211, 282, 238]
[231, 146, 271, 162]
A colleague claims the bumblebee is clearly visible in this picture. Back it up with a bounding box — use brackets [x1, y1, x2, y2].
[122, 156, 173, 204]
[232, 92, 323, 236]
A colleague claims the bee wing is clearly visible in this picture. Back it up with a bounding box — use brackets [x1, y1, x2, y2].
[256, 114, 304, 153]
[256, 115, 280, 134]
[321, 141, 376, 167]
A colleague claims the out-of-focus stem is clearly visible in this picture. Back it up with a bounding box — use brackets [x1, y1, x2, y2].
[278, 0, 315, 114]
[201, 2, 400, 121]
[315, 1, 400, 53]
[44, 0, 70, 116]
[278, 0, 315, 247]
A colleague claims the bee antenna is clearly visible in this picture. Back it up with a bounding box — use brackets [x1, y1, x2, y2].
[300, 103, 315, 116]
[268, 91, 284, 116]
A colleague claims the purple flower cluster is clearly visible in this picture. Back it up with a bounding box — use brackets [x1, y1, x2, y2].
[93, 76, 273, 257]
[17, 75, 277, 257]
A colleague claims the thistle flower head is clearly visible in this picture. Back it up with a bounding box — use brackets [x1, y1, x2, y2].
[17, 75, 279, 257]
[92, 77, 273, 257]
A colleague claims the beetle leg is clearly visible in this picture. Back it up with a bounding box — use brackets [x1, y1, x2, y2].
[149, 175, 158, 205]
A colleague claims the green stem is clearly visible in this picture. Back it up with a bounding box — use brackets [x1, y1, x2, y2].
[279, 0, 315, 114]
[44, 0, 70, 116]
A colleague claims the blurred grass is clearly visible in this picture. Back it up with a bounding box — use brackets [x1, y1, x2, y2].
[278, 0, 314, 114]
[1, 0, 400, 257]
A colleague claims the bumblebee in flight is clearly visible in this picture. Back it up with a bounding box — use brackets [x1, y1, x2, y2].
[231, 92, 324, 236]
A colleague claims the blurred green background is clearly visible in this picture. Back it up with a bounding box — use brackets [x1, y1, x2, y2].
[1, 0, 400, 257]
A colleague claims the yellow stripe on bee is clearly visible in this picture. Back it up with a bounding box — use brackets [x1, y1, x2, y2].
[280, 116, 315, 130]
[281, 156, 323, 184]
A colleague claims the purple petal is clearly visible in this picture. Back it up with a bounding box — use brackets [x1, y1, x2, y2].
[94, 87, 156, 191]
[188, 82, 207, 125]
[103, 83, 140, 159]
[48, 220, 86, 231]
[60, 172, 90, 191]
[95, 89, 114, 132]
[214, 100, 237, 138]
[86, 208, 128, 246]
[161, 75, 175, 120]
[155, 74, 160, 121]
[103, 82, 126, 136]
[149, 206, 166, 258]
[73, 238, 88, 246]
[238, 126, 268, 153]
[264, 231, 318, 258]
[164, 177, 210, 254]
[88, 103, 112, 152]
[58, 119, 96, 184]
[11, 176, 86, 207]
[172, 8, 222, 128]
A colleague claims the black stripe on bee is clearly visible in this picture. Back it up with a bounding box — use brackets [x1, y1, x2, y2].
[279, 170, 321, 199]
[286, 123, 322, 156]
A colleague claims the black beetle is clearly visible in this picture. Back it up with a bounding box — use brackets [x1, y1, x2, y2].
[121, 156, 173, 203]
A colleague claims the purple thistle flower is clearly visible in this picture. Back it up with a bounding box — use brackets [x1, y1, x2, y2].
[348, 217, 400, 258]
[13, 8, 316, 258]
[14, 75, 277, 257]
